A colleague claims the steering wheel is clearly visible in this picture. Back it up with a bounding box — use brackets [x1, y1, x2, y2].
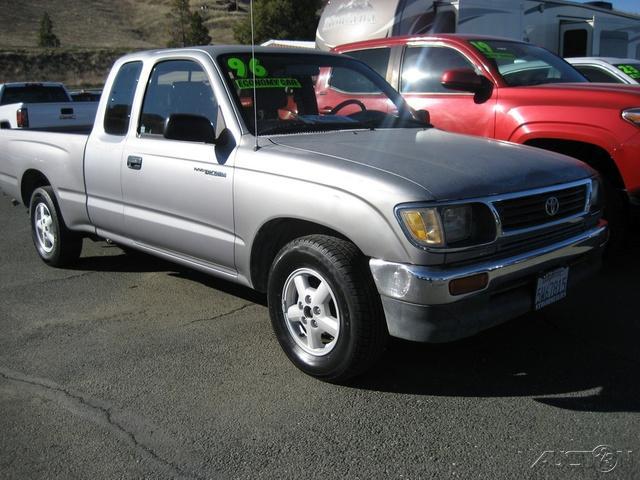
[329, 99, 367, 115]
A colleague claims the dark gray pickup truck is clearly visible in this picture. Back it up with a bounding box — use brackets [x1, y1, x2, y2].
[0, 46, 607, 381]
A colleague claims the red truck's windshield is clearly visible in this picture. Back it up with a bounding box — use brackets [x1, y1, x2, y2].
[0, 85, 70, 105]
[469, 40, 587, 87]
[218, 53, 425, 136]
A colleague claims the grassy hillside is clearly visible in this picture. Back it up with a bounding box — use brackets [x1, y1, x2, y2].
[0, 0, 249, 48]
[0, 0, 249, 87]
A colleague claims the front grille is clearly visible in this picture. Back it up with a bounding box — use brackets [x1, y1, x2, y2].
[493, 185, 587, 231]
[497, 222, 585, 256]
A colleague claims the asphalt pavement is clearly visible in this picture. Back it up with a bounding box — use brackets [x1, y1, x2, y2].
[1, 196, 638, 479]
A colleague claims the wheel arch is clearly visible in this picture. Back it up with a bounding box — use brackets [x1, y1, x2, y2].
[523, 138, 625, 190]
[21, 169, 51, 206]
[249, 217, 359, 293]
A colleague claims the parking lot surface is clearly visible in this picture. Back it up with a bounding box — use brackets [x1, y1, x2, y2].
[1, 197, 638, 479]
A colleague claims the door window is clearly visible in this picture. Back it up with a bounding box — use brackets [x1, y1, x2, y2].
[139, 60, 218, 136]
[400, 46, 475, 93]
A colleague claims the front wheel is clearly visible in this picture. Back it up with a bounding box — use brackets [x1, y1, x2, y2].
[267, 235, 387, 382]
[29, 186, 82, 267]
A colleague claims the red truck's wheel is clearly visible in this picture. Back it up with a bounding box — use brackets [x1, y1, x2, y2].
[29, 186, 82, 267]
[267, 235, 387, 383]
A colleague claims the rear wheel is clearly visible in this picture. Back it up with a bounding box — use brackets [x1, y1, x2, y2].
[29, 186, 82, 266]
[267, 235, 387, 382]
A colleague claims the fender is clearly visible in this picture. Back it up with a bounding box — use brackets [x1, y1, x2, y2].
[507, 122, 620, 158]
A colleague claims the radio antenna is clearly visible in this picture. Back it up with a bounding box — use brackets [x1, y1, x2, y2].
[250, 0, 259, 151]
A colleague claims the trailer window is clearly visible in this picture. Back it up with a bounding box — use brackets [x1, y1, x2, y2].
[395, 0, 456, 35]
[104, 61, 143, 135]
[401, 46, 475, 93]
[563, 29, 588, 58]
[600, 31, 628, 58]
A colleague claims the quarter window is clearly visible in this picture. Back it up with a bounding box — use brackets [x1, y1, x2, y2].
[329, 48, 390, 94]
[104, 61, 143, 135]
[343, 48, 391, 80]
[139, 60, 218, 136]
[401, 46, 474, 93]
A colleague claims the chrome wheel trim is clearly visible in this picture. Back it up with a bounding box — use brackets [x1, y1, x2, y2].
[34, 202, 55, 254]
[282, 268, 341, 356]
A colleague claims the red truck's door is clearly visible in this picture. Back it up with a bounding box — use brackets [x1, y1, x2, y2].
[396, 44, 497, 138]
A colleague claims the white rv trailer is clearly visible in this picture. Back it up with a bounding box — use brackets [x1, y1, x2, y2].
[316, 0, 640, 59]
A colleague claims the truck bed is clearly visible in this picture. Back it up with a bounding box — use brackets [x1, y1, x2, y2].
[0, 129, 91, 230]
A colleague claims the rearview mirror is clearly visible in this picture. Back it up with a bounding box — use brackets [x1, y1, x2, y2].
[164, 114, 216, 144]
[441, 68, 486, 93]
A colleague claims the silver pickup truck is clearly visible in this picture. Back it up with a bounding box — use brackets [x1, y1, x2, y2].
[0, 46, 607, 381]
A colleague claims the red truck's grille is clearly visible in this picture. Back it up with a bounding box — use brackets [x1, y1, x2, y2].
[493, 185, 587, 232]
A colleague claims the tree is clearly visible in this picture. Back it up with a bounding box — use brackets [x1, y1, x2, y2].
[233, 0, 323, 45]
[189, 11, 212, 46]
[167, 0, 191, 47]
[167, 0, 212, 47]
[38, 12, 60, 48]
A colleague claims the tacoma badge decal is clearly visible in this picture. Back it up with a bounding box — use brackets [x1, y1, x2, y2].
[194, 167, 226, 178]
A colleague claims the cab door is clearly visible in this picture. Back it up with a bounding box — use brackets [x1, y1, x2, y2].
[85, 61, 143, 236]
[398, 44, 497, 138]
[121, 58, 236, 272]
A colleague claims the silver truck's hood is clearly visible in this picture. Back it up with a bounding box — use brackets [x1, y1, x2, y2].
[269, 128, 592, 201]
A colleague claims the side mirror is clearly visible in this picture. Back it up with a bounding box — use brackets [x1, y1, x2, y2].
[441, 68, 486, 93]
[164, 114, 216, 144]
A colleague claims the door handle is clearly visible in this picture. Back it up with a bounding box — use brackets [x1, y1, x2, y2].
[320, 106, 333, 114]
[127, 155, 143, 170]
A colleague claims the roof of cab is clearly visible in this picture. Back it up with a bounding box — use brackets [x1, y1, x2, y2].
[116, 45, 340, 63]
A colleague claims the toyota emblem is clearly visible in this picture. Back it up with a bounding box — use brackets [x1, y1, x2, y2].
[545, 196, 560, 216]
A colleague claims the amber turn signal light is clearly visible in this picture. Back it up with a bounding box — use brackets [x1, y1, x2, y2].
[449, 273, 489, 296]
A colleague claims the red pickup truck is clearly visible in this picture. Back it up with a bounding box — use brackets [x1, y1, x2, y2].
[329, 34, 640, 242]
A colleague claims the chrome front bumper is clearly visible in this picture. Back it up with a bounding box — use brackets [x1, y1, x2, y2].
[370, 222, 608, 342]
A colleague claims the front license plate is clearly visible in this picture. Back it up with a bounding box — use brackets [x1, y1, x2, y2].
[534, 267, 569, 310]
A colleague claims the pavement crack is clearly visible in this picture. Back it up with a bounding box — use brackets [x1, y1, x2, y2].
[0, 367, 202, 480]
[185, 303, 255, 326]
[2, 271, 97, 290]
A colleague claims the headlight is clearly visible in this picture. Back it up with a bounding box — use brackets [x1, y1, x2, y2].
[397, 203, 496, 248]
[442, 205, 473, 243]
[622, 108, 640, 126]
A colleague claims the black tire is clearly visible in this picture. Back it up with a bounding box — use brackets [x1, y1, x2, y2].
[29, 186, 82, 267]
[602, 179, 629, 253]
[267, 235, 387, 382]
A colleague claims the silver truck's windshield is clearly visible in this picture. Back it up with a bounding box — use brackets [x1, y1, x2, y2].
[469, 40, 587, 87]
[613, 62, 640, 81]
[218, 53, 425, 136]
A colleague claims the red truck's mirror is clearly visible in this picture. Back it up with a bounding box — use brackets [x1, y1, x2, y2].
[164, 114, 216, 144]
[441, 68, 485, 94]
